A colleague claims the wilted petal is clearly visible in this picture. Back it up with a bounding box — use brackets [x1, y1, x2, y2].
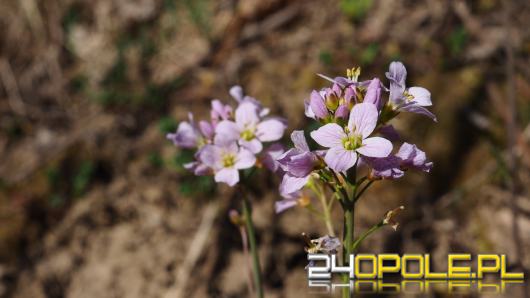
[235, 102, 260, 127]
[310, 123, 345, 148]
[167, 122, 199, 148]
[358, 137, 392, 158]
[400, 105, 437, 122]
[279, 174, 309, 197]
[214, 120, 240, 144]
[310, 90, 328, 119]
[324, 147, 357, 172]
[235, 148, 256, 169]
[408, 87, 431, 106]
[240, 138, 263, 154]
[291, 130, 310, 152]
[215, 168, 240, 186]
[256, 118, 286, 142]
[348, 103, 378, 139]
[317, 236, 341, 253]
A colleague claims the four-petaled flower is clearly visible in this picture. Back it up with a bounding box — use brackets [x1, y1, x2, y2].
[215, 102, 286, 154]
[386, 61, 437, 121]
[199, 141, 256, 186]
[310, 103, 393, 172]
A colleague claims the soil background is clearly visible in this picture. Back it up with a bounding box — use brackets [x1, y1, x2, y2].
[0, 0, 529, 297]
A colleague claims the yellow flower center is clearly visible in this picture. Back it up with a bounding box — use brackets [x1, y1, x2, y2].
[222, 153, 236, 168]
[240, 128, 255, 141]
[342, 134, 362, 151]
[403, 90, 415, 102]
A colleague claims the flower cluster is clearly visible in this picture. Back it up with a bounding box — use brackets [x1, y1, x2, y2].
[276, 61, 434, 212]
[167, 86, 287, 186]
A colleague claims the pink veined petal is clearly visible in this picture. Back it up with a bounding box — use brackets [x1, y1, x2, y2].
[348, 103, 378, 139]
[256, 118, 286, 142]
[279, 174, 309, 197]
[215, 168, 240, 186]
[291, 130, 309, 152]
[239, 138, 263, 154]
[214, 120, 240, 145]
[357, 137, 393, 158]
[408, 87, 432, 106]
[235, 148, 256, 169]
[310, 123, 346, 148]
[324, 147, 357, 173]
[235, 102, 260, 128]
[400, 105, 437, 122]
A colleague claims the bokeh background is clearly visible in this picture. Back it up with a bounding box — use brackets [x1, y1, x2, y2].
[0, 0, 529, 297]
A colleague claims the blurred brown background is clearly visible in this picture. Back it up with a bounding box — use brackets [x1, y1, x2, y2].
[0, 0, 529, 297]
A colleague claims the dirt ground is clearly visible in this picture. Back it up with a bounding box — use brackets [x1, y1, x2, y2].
[0, 0, 529, 297]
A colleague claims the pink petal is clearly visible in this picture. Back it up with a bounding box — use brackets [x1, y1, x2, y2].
[239, 138, 263, 154]
[235, 102, 259, 127]
[279, 174, 309, 197]
[291, 130, 309, 152]
[235, 148, 256, 169]
[357, 137, 393, 158]
[199, 145, 222, 168]
[256, 118, 286, 142]
[348, 103, 378, 139]
[408, 87, 431, 106]
[214, 120, 240, 145]
[215, 168, 240, 186]
[310, 123, 346, 148]
[324, 147, 357, 172]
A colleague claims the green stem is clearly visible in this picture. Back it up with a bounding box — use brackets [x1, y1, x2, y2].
[351, 221, 385, 251]
[242, 198, 263, 298]
[309, 181, 335, 236]
[354, 180, 374, 203]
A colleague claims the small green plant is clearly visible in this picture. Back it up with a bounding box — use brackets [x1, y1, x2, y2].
[340, 0, 374, 21]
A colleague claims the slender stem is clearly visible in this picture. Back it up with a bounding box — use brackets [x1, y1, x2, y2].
[239, 226, 255, 296]
[354, 180, 374, 203]
[309, 181, 335, 236]
[351, 221, 385, 251]
[242, 198, 263, 298]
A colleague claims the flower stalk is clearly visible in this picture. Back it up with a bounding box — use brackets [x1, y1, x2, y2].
[242, 197, 264, 298]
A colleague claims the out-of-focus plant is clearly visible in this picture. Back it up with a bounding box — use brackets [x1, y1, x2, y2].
[167, 86, 287, 298]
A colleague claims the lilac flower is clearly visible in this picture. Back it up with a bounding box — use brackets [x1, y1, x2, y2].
[310, 103, 393, 173]
[364, 142, 432, 179]
[277, 131, 320, 197]
[167, 113, 206, 149]
[199, 142, 256, 186]
[386, 61, 436, 121]
[215, 102, 286, 154]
